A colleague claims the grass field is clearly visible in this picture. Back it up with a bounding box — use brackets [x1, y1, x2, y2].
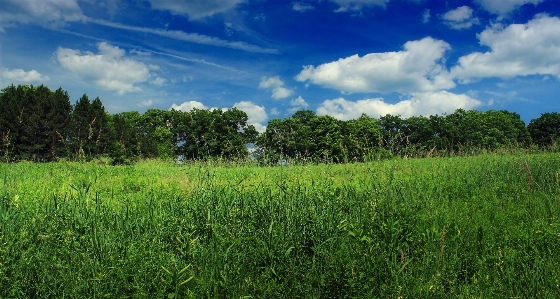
[1, 154, 560, 298]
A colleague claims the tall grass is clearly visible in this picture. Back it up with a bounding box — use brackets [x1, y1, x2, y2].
[1, 153, 559, 298]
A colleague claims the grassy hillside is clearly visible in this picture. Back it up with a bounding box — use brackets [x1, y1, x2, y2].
[1, 154, 559, 298]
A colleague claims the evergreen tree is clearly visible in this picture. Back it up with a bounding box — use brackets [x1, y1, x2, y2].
[72, 94, 92, 159]
[0, 85, 25, 160]
[45, 87, 73, 159]
[90, 97, 110, 155]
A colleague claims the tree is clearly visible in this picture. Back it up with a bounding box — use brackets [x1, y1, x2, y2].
[402, 115, 434, 154]
[343, 114, 384, 161]
[153, 125, 175, 159]
[310, 115, 344, 162]
[71, 94, 92, 159]
[0, 84, 26, 160]
[44, 87, 73, 159]
[109, 111, 142, 163]
[528, 112, 560, 147]
[90, 97, 110, 155]
[379, 114, 407, 155]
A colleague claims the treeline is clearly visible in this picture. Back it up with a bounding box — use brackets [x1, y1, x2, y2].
[0, 85, 257, 163]
[1, 84, 559, 164]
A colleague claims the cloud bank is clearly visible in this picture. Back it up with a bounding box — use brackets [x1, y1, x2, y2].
[317, 91, 482, 120]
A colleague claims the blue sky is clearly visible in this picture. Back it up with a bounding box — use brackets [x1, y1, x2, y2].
[1, 0, 559, 131]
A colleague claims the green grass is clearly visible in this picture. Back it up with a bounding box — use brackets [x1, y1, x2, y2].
[1, 154, 560, 298]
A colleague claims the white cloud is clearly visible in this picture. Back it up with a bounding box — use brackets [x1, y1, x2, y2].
[137, 100, 154, 107]
[56, 42, 151, 95]
[422, 9, 431, 24]
[259, 76, 294, 99]
[292, 2, 314, 11]
[170, 101, 208, 111]
[87, 18, 277, 54]
[451, 15, 560, 82]
[130, 49, 152, 56]
[0, 0, 83, 29]
[290, 96, 309, 109]
[272, 87, 294, 99]
[296, 37, 455, 94]
[441, 6, 479, 30]
[474, 0, 543, 15]
[147, 0, 246, 20]
[151, 77, 167, 86]
[317, 91, 482, 120]
[234, 101, 268, 132]
[1, 68, 50, 84]
[329, 0, 389, 12]
[270, 108, 280, 116]
[289, 96, 309, 113]
[259, 76, 283, 89]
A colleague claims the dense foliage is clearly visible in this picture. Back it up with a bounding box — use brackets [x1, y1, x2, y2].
[0, 85, 257, 163]
[1, 84, 559, 163]
[1, 154, 559, 297]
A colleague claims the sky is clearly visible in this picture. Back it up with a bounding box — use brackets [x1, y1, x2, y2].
[1, 0, 559, 132]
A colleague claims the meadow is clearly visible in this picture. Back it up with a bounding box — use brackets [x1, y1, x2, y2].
[1, 153, 559, 298]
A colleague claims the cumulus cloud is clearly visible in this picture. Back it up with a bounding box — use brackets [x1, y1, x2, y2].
[441, 6, 479, 30]
[0, 0, 84, 29]
[289, 96, 309, 113]
[259, 76, 294, 99]
[170, 101, 208, 111]
[290, 96, 309, 109]
[234, 101, 268, 132]
[56, 42, 151, 95]
[147, 0, 246, 20]
[272, 87, 294, 99]
[317, 91, 482, 120]
[296, 37, 455, 94]
[451, 15, 560, 82]
[259, 76, 282, 89]
[329, 0, 389, 12]
[474, 0, 543, 15]
[1, 68, 50, 84]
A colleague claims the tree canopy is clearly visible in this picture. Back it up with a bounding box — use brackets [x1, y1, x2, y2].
[0, 84, 557, 164]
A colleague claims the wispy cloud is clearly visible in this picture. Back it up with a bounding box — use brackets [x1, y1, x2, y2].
[292, 2, 314, 12]
[422, 9, 431, 24]
[86, 18, 278, 54]
[56, 29, 238, 71]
